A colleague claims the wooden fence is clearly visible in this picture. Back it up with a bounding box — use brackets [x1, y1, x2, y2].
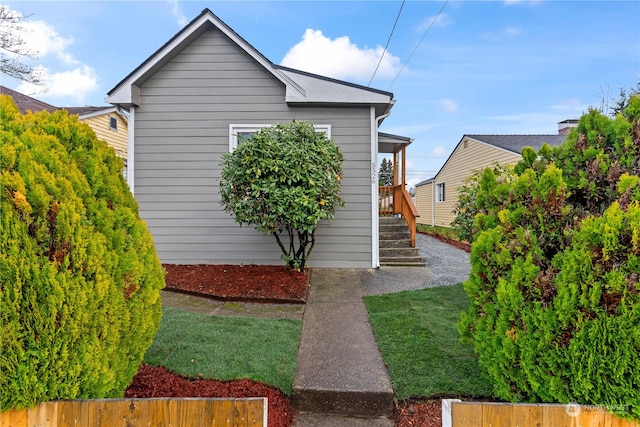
[0, 397, 266, 427]
[443, 400, 637, 427]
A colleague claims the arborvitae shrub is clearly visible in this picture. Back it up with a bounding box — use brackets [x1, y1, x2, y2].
[0, 96, 165, 410]
[459, 94, 640, 419]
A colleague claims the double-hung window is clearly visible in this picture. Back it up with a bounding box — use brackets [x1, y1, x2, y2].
[436, 183, 445, 202]
[229, 123, 331, 152]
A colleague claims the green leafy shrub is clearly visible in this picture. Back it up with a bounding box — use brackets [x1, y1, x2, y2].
[0, 96, 165, 410]
[219, 121, 344, 270]
[452, 163, 515, 243]
[459, 94, 640, 419]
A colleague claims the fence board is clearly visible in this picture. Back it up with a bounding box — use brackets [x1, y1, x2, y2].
[0, 398, 266, 427]
[448, 401, 637, 427]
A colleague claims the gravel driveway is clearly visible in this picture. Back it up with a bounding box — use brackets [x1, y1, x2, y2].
[360, 233, 471, 296]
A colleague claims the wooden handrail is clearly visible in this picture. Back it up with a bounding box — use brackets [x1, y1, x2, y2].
[378, 185, 419, 247]
[393, 185, 419, 247]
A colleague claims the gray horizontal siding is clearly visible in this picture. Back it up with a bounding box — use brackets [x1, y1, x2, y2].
[134, 27, 373, 268]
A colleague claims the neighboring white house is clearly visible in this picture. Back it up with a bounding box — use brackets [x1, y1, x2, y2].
[106, 8, 415, 268]
[415, 121, 576, 228]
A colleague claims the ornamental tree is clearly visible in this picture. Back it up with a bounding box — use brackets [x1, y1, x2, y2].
[0, 96, 165, 410]
[458, 94, 640, 420]
[219, 121, 344, 270]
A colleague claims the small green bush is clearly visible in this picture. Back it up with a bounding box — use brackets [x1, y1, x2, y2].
[0, 96, 165, 410]
[459, 94, 640, 419]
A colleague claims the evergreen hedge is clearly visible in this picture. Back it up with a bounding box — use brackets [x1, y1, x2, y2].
[459, 94, 640, 419]
[0, 96, 165, 410]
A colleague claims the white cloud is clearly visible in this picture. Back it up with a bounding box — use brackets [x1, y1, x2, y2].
[18, 65, 98, 104]
[439, 98, 459, 113]
[168, 0, 188, 27]
[18, 17, 77, 65]
[281, 29, 402, 82]
[2, 5, 99, 104]
[550, 98, 588, 114]
[432, 146, 448, 156]
[483, 26, 524, 41]
[417, 12, 452, 32]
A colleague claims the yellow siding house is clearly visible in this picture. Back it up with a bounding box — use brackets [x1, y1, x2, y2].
[416, 125, 574, 229]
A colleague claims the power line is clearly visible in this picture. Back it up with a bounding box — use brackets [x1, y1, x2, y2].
[368, 0, 405, 87]
[388, 0, 449, 89]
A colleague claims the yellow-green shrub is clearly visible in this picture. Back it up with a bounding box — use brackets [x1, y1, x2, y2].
[0, 96, 165, 410]
[459, 95, 640, 419]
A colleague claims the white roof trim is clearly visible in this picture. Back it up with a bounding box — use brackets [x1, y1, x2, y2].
[107, 10, 305, 106]
[77, 107, 118, 120]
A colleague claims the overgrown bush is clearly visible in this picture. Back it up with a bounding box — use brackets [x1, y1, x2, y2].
[459, 94, 640, 419]
[0, 96, 165, 410]
[219, 121, 344, 270]
[451, 163, 515, 243]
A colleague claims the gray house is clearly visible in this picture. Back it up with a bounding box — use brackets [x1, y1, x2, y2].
[107, 8, 417, 268]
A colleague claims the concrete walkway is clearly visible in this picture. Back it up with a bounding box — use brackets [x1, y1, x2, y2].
[292, 268, 395, 426]
[292, 234, 471, 425]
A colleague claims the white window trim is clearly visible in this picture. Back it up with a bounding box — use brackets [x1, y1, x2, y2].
[229, 123, 331, 151]
[436, 182, 445, 203]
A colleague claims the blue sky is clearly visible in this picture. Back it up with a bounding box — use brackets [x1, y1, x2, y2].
[2, 1, 639, 186]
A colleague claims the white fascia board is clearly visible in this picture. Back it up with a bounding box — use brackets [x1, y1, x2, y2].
[77, 107, 118, 120]
[107, 11, 305, 106]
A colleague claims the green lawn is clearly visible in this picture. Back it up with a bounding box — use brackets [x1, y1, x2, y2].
[365, 283, 494, 400]
[144, 307, 302, 394]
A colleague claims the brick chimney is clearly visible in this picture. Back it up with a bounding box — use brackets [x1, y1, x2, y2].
[558, 119, 578, 135]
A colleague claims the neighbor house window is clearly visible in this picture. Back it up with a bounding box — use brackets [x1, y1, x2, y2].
[109, 116, 118, 130]
[436, 183, 445, 202]
[229, 124, 331, 151]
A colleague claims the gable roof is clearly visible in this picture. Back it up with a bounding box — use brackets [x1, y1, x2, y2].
[1, 85, 57, 114]
[106, 8, 394, 116]
[1, 85, 120, 120]
[465, 134, 566, 155]
[415, 133, 567, 188]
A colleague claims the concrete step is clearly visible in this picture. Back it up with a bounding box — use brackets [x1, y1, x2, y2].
[379, 231, 411, 241]
[378, 216, 406, 225]
[292, 269, 394, 419]
[379, 239, 412, 249]
[379, 224, 409, 233]
[380, 260, 427, 267]
[293, 412, 393, 426]
[379, 254, 426, 267]
[379, 247, 422, 258]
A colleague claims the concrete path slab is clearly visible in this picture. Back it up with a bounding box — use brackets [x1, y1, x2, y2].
[293, 412, 393, 426]
[292, 269, 394, 418]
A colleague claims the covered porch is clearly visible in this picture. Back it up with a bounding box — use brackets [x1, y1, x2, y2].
[378, 132, 420, 247]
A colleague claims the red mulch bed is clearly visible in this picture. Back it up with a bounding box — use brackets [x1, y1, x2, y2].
[395, 399, 442, 427]
[125, 263, 446, 426]
[125, 364, 293, 427]
[163, 264, 310, 303]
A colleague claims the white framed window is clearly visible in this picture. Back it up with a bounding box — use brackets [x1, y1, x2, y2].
[109, 116, 118, 130]
[436, 183, 445, 202]
[229, 123, 331, 151]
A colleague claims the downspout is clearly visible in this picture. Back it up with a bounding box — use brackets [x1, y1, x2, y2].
[431, 180, 435, 226]
[127, 106, 135, 194]
[371, 101, 394, 268]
